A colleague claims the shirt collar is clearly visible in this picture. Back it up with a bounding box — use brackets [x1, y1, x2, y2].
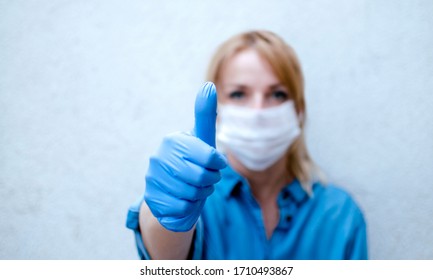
[219, 165, 244, 199]
[219, 165, 309, 205]
[280, 178, 309, 206]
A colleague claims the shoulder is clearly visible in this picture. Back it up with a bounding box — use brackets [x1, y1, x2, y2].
[302, 181, 368, 259]
[309, 181, 365, 223]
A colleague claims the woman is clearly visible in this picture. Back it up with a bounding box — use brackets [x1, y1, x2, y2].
[126, 30, 367, 259]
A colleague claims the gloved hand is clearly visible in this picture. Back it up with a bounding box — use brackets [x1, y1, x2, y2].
[144, 82, 227, 232]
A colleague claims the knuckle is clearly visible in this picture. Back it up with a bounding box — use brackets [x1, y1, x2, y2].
[176, 199, 194, 215]
[198, 169, 220, 185]
[162, 132, 187, 145]
[196, 169, 210, 186]
[206, 148, 217, 164]
[190, 187, 210, 200]
[161, 134, 176, 147]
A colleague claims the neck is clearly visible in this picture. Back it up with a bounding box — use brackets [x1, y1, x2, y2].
[229, 154, 292, 201]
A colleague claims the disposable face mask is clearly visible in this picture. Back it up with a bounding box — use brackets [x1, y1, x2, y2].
[216, 101, 301, 171]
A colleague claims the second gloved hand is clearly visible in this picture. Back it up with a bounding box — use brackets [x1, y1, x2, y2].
[144, 82, 227, 232]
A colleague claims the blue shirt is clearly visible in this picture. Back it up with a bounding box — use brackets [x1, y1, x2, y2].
[126, 166, 368, 260]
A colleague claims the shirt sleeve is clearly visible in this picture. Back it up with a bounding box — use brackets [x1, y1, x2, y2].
[345, 211, 368, 260]
[125, 198, 152, 260]
[125, 198, 205, 260]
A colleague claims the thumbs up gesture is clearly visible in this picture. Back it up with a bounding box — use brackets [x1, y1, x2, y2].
[144, 82, 227, 232]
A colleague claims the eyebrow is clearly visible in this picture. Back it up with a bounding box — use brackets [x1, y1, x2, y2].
[224, 83, 285, 89]
[223, 83, 246, 88]
[269, 83, 285, 89]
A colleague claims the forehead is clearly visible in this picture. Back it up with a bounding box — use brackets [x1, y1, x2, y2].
[220, 48, 279, 86]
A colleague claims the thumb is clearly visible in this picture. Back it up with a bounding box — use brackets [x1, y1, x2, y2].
[194, 82, 217, 148]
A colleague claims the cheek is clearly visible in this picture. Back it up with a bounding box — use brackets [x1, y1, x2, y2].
[266, 99, 285, 107]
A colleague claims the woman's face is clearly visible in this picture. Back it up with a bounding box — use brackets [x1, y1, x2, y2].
[217, 48, 290, 108]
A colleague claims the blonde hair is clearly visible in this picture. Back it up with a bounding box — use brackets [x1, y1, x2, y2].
[206, 30, 324, 195]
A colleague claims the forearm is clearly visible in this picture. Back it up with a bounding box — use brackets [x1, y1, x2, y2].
[139, 201, 195, 260]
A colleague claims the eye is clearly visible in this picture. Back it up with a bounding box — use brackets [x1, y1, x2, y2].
[271, 90, 289, 100]
[228, 90, 245, 99]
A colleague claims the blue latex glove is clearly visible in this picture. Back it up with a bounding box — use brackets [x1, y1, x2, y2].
[144, 82, 227, 232]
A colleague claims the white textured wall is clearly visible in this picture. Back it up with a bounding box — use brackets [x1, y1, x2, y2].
[1, 0, 432, 259]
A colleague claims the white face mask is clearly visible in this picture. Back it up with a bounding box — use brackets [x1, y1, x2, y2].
[216, 101, 301, 171]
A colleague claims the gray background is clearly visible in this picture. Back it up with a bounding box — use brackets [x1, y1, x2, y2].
[1, 0, 432, 259]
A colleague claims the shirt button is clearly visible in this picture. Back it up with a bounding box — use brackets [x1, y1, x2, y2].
[282, 191, 290, 200]
[285, 215, 292, 222]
